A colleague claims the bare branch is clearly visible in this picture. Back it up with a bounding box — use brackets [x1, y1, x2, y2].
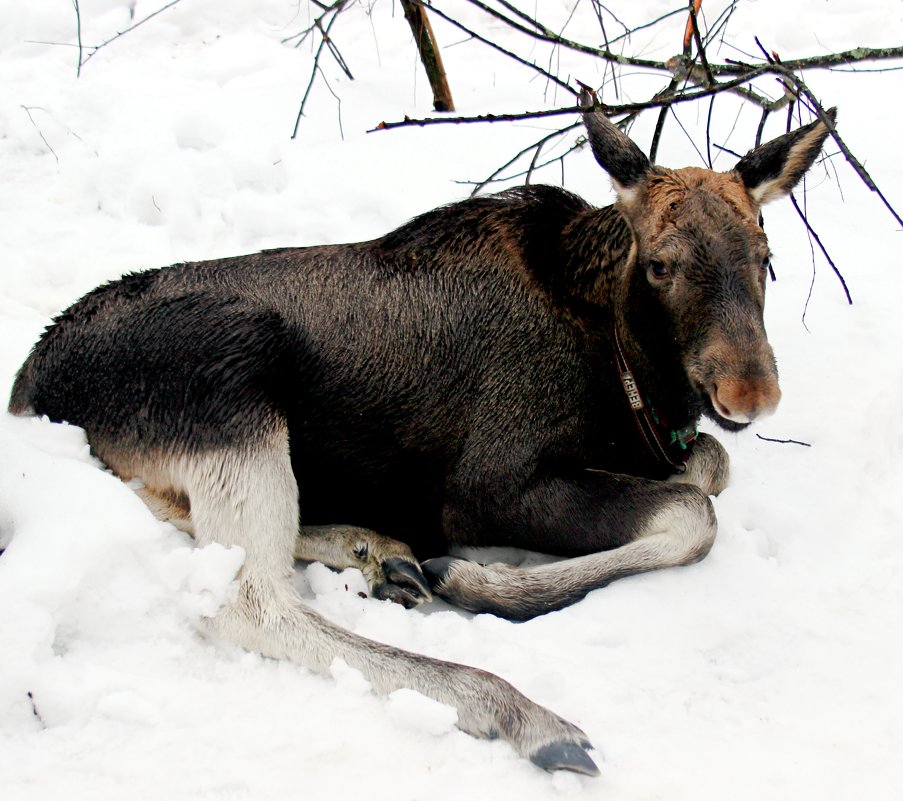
[422, 3, 576, 95]
[459, 122, 581, 196]
[291, 2, 350, 139]
[459, 0, 677, 72]
[756, 434, 812, 447]
[361, 3, 902, 308]
[370, 104, 583, 132]
[72, 0, 83, 77]
[78, 0, 184, 71]
[774, 45, 903, 72]
[648, 80, 679, 163]
[687, 1, 714, 86]
[789, 192, 852, 305]
[402, 0, 455, 111]
[21, 106, 59, 165]
[774, 70, 903, 229]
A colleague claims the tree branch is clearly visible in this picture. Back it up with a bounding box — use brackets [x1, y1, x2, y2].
[423, 2, 576, 95]
[77, 0, 184, 71]
[402, 0, 455, 111]
[291, 2, 351, 139]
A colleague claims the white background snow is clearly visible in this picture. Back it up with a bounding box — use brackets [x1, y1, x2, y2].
[1, 1, 901, 799]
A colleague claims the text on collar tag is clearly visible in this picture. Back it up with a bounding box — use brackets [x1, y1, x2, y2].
[620, 371, 644, 411]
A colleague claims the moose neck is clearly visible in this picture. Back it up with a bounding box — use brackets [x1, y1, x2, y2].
[560, 205, 704, 440]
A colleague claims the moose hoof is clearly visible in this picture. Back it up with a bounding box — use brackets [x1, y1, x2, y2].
[422, 556, 478, 607]
[421, 555, 457, 586]
[372, 557, 433, 608]
[422, 556, 518, 617]
[531, 740, 600, 776]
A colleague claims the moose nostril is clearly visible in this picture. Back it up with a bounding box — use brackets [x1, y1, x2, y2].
[711, 383, 742, 422]
[712, 384, 723, 411]
[711, 378, 780, 424]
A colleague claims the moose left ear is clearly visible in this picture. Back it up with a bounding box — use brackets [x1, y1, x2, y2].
[734, 108, 836, 205]
[579, 89, 651, 202]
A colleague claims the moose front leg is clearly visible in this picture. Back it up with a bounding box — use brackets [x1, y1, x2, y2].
[294, 524, 432, 608]
[424, 471, 717, 621]
[668, 432, 730, 496]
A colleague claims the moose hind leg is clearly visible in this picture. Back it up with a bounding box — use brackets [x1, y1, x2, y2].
[294, 524, 432, 608]
[173, 425, 597, 775]
[133, 486, 195, 535]
[426, 477, 717, 621]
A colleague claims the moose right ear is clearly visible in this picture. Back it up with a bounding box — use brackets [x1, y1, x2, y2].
[734, 109, 836, 205]
[580, 89, 651, 202]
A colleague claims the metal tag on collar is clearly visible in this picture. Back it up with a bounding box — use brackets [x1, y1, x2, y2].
[620, 371, 644, 410]
[670, 423, 698, 450]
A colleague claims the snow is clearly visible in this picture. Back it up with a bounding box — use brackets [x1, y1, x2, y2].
[1, 1, 902, 799]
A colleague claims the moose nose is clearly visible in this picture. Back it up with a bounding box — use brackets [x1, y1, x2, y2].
[711, 378, 781, 424]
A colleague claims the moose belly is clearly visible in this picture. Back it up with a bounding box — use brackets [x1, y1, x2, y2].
[290, 435, 448, 558]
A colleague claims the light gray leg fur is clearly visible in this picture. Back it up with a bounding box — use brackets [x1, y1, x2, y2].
[426, 483, 717, 621]
[668, 432, 730, 496]
[157, 427, 598, 775]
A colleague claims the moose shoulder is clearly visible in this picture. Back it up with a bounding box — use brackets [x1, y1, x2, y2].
[8, 102, 833, 774]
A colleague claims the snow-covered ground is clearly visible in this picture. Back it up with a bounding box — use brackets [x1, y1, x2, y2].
[1, 1, 901, 799]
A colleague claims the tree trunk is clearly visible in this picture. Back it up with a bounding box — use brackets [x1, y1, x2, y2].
[401, 0, 455, 112]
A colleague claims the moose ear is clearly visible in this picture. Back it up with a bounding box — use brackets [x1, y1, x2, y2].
[580, 89, 650, 202]
[734, 109, 836, 205]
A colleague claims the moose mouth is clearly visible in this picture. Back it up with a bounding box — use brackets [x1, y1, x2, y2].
[701, 378, 781, 432]
[702, 390, 753, 432]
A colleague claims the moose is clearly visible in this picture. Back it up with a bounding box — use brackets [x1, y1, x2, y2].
[8, 95, 833, 776]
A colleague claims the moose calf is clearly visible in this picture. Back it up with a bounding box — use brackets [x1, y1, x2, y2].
[8, 95, 833, 775]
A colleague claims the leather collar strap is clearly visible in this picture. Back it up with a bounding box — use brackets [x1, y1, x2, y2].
[611, 324, 696, 474]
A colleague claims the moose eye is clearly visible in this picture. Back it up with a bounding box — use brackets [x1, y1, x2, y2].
[649, 260, 670, 280]
[760, 255, 772, 277]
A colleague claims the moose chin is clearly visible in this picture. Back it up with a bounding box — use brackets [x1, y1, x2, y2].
[8, 93, 834, 776]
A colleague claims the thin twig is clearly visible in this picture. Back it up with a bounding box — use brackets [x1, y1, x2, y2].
[648, 79, 678, 163]
[591, 1, 630, 34]
[371, 65, 783, 132]
[462, 122, 581, 196]
[777, 72, 903, 228]
[316, 65, 345, 139]
[789, 192, 852, 305]
[292, 4, 348, 139]
[756, 434, 812, 447]
[755, 107, 770, 146]
[687, 0, 714, 85]
[80, 0, 184, 70]
[604, 7, 686, 49]
[457, 137, 586, 191]
[371, 104, 584, 132]
[460, 0, 678, 72]
[21, 106, 58, 165]
[590, 1, 620, 99]
[464, 1, 903, 76]
[423, 2, 575, 94]
[72, 0, 83, 77]
[703, 0, 738, 49]
[712, 142, 742, 158]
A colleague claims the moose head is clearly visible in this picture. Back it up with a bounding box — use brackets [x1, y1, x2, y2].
[581, 94, 834, 430]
